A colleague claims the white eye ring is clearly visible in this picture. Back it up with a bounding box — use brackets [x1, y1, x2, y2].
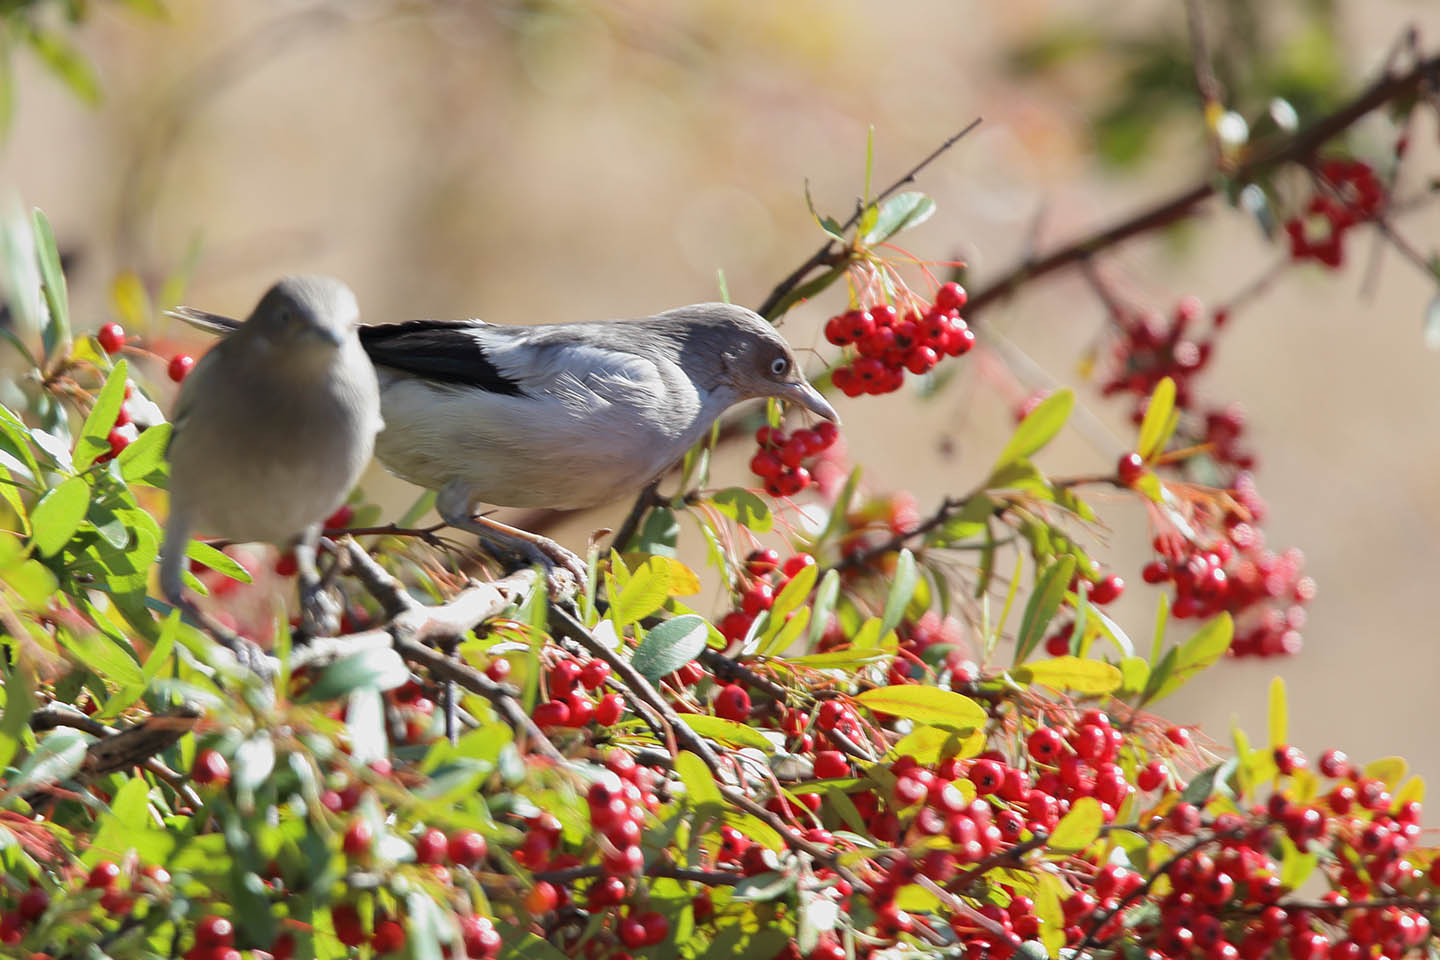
[770, 357, 789, 376]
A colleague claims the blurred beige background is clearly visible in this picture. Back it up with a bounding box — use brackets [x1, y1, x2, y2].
[4, 1, 1440, 787]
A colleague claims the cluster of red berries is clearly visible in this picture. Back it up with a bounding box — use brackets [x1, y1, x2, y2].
[749, 422, 840, 498]
[1099, 296, 1219, 427]
[716, 550, 818, 647]
[0, 859, 175, 954]
[825, 282, 975, 397]
[881, 609, 970, 684]
[1136, 471, 1314, 656]
[531, 654, 624, 729]
[1130, 745, 1432, 960]
[1284, 158, 1385, 269]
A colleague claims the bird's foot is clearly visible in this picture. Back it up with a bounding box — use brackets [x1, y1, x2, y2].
[507, 534, 585, 599]
[298, 576, 342, 639]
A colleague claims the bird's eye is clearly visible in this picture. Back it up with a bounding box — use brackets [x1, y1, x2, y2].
[769, 357, 789, 376]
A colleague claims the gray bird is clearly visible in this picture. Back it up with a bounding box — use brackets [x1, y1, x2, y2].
[162, 275, 382, 637]
[170, 302, 836, 578]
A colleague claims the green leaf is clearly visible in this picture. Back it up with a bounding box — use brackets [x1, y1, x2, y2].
[1364, 756, 1408, 790]
[631, 615, 708, 684]
[1268, 676, 1287, 749]
[806, 569, 841, 649]
[634, 506, 678, 556]
[8, 557, 57, 607]
[1016, 656, 1123, 694]
[32, 208, 72, 362]
[58, 630, 143, 687]
[854, 685, 987, 731]
[1136, 377, 1176, 459]
[994, 389, 1073, 468]
[611, 556, 673, 626]
[891, 725, 985, 765]
[763, 562, 817, 642]
[879, 549, 918, 638]
[710, 487, 772, 532]
[495, 923, 570, 959]
[1278, 834, 1318, 891]
[863, 191, 936, 244]
[29, 475, 89, 556]
[299, 647, 408, 702]
[0, 662, 35, 770]
[9, 728, 91, 793]
[185, 539, 254, 583]
[1014, 555, 1076, 665]
[784, 648, 888, 669]
[117, 423, 170, 484]
[22, 25, 101, 105]
[676, 714, 774, 752]
[1144, 612, 1234, 704]
[675, 750, 724, 808]
[1182, 757, 1237, 805]
[1048, 796, 1102, 851]
[73, 360, 128, 470]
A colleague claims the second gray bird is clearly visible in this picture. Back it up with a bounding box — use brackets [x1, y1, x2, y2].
[171, 301, 836, 576]
[163, 275, 382, 637]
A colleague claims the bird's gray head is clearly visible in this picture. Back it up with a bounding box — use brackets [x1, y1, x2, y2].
[246, 275, 359, 351]
[647, 303, 839, 423]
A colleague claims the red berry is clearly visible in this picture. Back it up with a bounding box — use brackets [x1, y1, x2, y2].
[167, 354, 195, 382]
[594, 693, 624, 726]
[1169, 802, 1202, 834]
[1117, 452, 1146, 486]
[196, 915, 235, 946]
[750, 450, 784, 479]
[1088, 574, 1124, 605]
[1165, 726, 1192, 747]
[525, 881, 559, 914]
[714, 684, 751, 722]
[741, 582, 774, 615]
[813, 750, 850, 779]
[332, 904, 365, 947]
[192, 748, 230, 786]
[273, 552, 298, 577]
[17, 888, 47, 921]
[448, 829, 488, 866]
[532, 699, 570, 727]
[105, 427, 131, 457]
[781, 553, 816, 578]
[745, 548, 781, 576]
[969, 759, 1005, 794]
[1318, 749, 1349, 778]
[97, 322, 125, 354]
[1027, 727, 1065, 763]
[87, 861, 121, 889]
[371, 918, 406, 953]
[414, 828, 448, 864]
[342, 819, 373, 857]
[905, 345, 939, 375]
[935, 282, 968, 312]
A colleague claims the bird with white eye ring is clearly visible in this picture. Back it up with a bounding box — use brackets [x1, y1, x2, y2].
[170, 300, 837, 584]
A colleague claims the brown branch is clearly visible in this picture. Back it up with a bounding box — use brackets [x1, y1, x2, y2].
[964, 51, 1440, 318]
[755, 117, 983, 319]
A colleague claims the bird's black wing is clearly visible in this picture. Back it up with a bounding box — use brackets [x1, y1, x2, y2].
[358, 320, 524, 396]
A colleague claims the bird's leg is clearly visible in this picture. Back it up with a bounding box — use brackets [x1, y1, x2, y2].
[436, 483, 586, 593]
[294, 523, 341, 639]
[159, 515, 275, 677]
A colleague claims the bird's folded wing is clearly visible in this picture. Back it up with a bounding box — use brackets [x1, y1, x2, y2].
[167, 306, 241, 335]
[359, 320, 525, 396]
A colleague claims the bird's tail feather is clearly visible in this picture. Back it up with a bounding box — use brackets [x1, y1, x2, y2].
[166, 306, 241, 336]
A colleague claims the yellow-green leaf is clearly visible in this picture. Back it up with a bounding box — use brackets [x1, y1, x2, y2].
[1365, 756, 1408, 790]
[677, 714, 774, 752]
[1016, 656, 1123, 695]
[1014, 555, 1076, 665]
[855, 686, 987, 732]
[612, 556, 673, 626]
[1267, 676, 1287, 749]
[1048, 796, 1102, 851]
[1136, 377, 1176, 459]
[995, 389, 1074, 467]
[30, 476, 89, 556]
[891, 725, 985, 764]
[675, 750, 724, 807]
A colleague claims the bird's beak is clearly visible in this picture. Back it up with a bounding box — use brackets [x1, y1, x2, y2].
[310, 326, 346, 347]
[776, 379, 840, 424]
